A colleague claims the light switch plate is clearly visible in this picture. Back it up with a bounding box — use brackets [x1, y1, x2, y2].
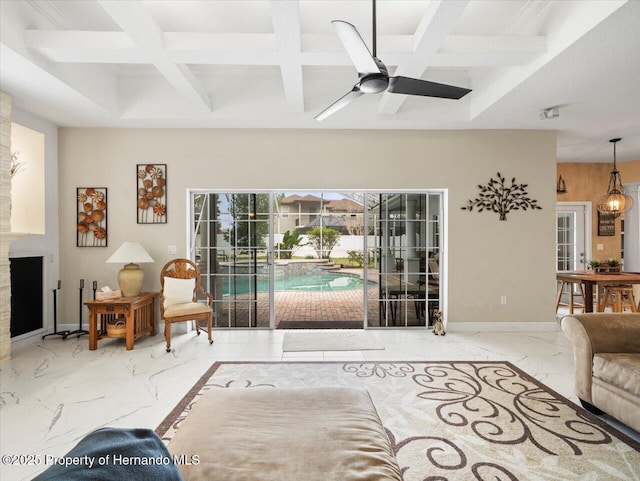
[168, 245, 177, 254]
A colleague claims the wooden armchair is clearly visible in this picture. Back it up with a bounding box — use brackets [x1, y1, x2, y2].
[160, 258, 213, 352]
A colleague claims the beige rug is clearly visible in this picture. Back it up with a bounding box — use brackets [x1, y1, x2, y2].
[157, 362, 640, 480]
[282, 330, 385, 351]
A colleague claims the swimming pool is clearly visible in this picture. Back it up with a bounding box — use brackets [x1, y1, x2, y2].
[222, 272, 370, 295]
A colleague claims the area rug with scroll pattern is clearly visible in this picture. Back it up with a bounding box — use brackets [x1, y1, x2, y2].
[157, 361, 640, 481]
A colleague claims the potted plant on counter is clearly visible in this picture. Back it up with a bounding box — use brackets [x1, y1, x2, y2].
[605, 258, 621, 273]
[589, 258, 621, 273]
[588, 259, 603, 271]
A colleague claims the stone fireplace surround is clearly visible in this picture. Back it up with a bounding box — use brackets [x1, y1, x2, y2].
[1, 90, 13, 360]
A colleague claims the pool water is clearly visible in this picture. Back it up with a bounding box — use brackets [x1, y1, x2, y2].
[222, 272, 369, 295]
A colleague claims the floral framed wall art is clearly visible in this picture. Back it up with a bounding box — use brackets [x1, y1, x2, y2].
[137, 164, 167, 224]
[77, 187, 107, 247]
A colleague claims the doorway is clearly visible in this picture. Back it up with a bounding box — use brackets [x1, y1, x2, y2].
[189, 191, 444, 329]
[274, 192, 367, 328]
[556, 202, 591, 306]
[556, 202, 590, 271]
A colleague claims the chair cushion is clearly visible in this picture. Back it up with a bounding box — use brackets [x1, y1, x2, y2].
[593, 353, 640, 396]
[163, 277, 196, 308]
[164, 302, 211, 318]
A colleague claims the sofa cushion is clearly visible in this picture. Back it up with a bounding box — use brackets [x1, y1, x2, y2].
[169, 387, 402, 481]
[593, 353, 640, 397]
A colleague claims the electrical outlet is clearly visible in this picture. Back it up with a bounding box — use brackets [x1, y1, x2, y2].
[597, 244, 604, 251]
[500, 296, 507, 305]
[168, 245, 177, 254]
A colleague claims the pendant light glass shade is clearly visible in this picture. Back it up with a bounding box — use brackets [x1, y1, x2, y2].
[597, 138, 633, 218]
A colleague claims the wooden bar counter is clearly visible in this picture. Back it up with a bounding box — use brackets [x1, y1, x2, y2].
[85, 292, 157, 350]
[556, 271, 640, 313]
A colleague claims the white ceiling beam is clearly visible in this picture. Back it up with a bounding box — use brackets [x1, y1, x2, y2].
[25, 30, 144, 63]
[269, 0, 304, 113]
[0, 4, 118, 117]
[469, 0, 628, 120]
[97, 0, 211, 112]
[26, 30, 545, 68]
[378, 0, 471, 115]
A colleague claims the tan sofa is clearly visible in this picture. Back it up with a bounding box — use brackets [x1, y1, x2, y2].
[561, 313, 640, 432]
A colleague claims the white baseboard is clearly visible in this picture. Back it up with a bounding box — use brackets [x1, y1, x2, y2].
[446, 321, 559, 332]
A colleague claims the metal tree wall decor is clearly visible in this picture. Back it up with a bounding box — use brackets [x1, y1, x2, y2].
[462, 172, 542, 221]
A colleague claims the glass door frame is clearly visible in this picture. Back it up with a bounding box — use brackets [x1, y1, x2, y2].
[188, 190, 275, 329]
[187, 189, 447, 329]
[363, 190, 447, 328]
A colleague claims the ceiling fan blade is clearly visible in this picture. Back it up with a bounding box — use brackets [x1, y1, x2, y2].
[315, 87, 364, 122]
[388, 76, 471, 99]
[332, 20, 381, 76]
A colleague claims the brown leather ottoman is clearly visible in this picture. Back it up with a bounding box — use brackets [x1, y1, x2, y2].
[168, 387, 402, 481]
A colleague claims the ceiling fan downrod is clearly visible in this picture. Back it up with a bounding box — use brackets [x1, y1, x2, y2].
[372, 0, 377, 58]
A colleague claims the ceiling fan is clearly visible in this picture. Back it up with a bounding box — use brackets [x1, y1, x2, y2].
[315, 0, 472, 121]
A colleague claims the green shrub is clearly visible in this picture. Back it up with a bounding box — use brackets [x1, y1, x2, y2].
[347, 250, 364, 267]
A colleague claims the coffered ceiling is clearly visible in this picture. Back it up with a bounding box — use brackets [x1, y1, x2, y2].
[1, 0, 639, 162]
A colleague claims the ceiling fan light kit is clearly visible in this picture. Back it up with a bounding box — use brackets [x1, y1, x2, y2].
[315, 0, 471, 121]
[597, 138, 634, 218]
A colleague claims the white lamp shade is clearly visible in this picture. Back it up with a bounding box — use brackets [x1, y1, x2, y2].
[106, 242, 154, 264]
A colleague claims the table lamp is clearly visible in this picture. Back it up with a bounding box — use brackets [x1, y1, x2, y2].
[106, 241, 154, 297]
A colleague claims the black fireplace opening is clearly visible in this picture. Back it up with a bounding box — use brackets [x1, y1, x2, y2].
[10, 256, 44, 337]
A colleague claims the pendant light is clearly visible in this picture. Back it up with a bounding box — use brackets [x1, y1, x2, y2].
[597, 138, 633, 218]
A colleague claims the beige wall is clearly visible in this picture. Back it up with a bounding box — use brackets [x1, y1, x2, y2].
[557, 160, 640, 261]
[58, 128, 557, 328]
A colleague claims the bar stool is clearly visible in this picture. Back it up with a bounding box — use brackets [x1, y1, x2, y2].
[555, 280, 586, 313]
[598, 285, 637, 313]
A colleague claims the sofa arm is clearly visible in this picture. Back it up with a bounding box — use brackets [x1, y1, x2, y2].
[561, 314, 640, 403]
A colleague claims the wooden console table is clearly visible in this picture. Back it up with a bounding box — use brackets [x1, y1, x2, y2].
[85, 292, 157, 350]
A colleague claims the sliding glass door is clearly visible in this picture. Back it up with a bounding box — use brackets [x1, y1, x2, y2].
[191, 193, 272, 328]
[189, 190, 443, 329]
[274, 192, 367, 328]
[368, 193, 442, 327]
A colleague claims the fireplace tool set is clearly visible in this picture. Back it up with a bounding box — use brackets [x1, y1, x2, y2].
[42, 279, 97, 340]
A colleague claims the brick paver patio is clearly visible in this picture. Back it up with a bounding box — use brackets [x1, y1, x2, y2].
[213, 288, 429, 328]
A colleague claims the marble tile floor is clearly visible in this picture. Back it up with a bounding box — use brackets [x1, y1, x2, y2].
[1, 325, 638, 480]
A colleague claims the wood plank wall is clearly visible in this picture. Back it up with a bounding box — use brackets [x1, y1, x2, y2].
[557, 161, 640, 263]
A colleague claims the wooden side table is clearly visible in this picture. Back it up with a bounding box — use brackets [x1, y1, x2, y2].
[85, 292, 157, 350]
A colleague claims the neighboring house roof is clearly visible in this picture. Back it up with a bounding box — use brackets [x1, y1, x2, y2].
[280, 194, 323, 205]
[280, 196, 363, 213]
[325, 199, 363, 213]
